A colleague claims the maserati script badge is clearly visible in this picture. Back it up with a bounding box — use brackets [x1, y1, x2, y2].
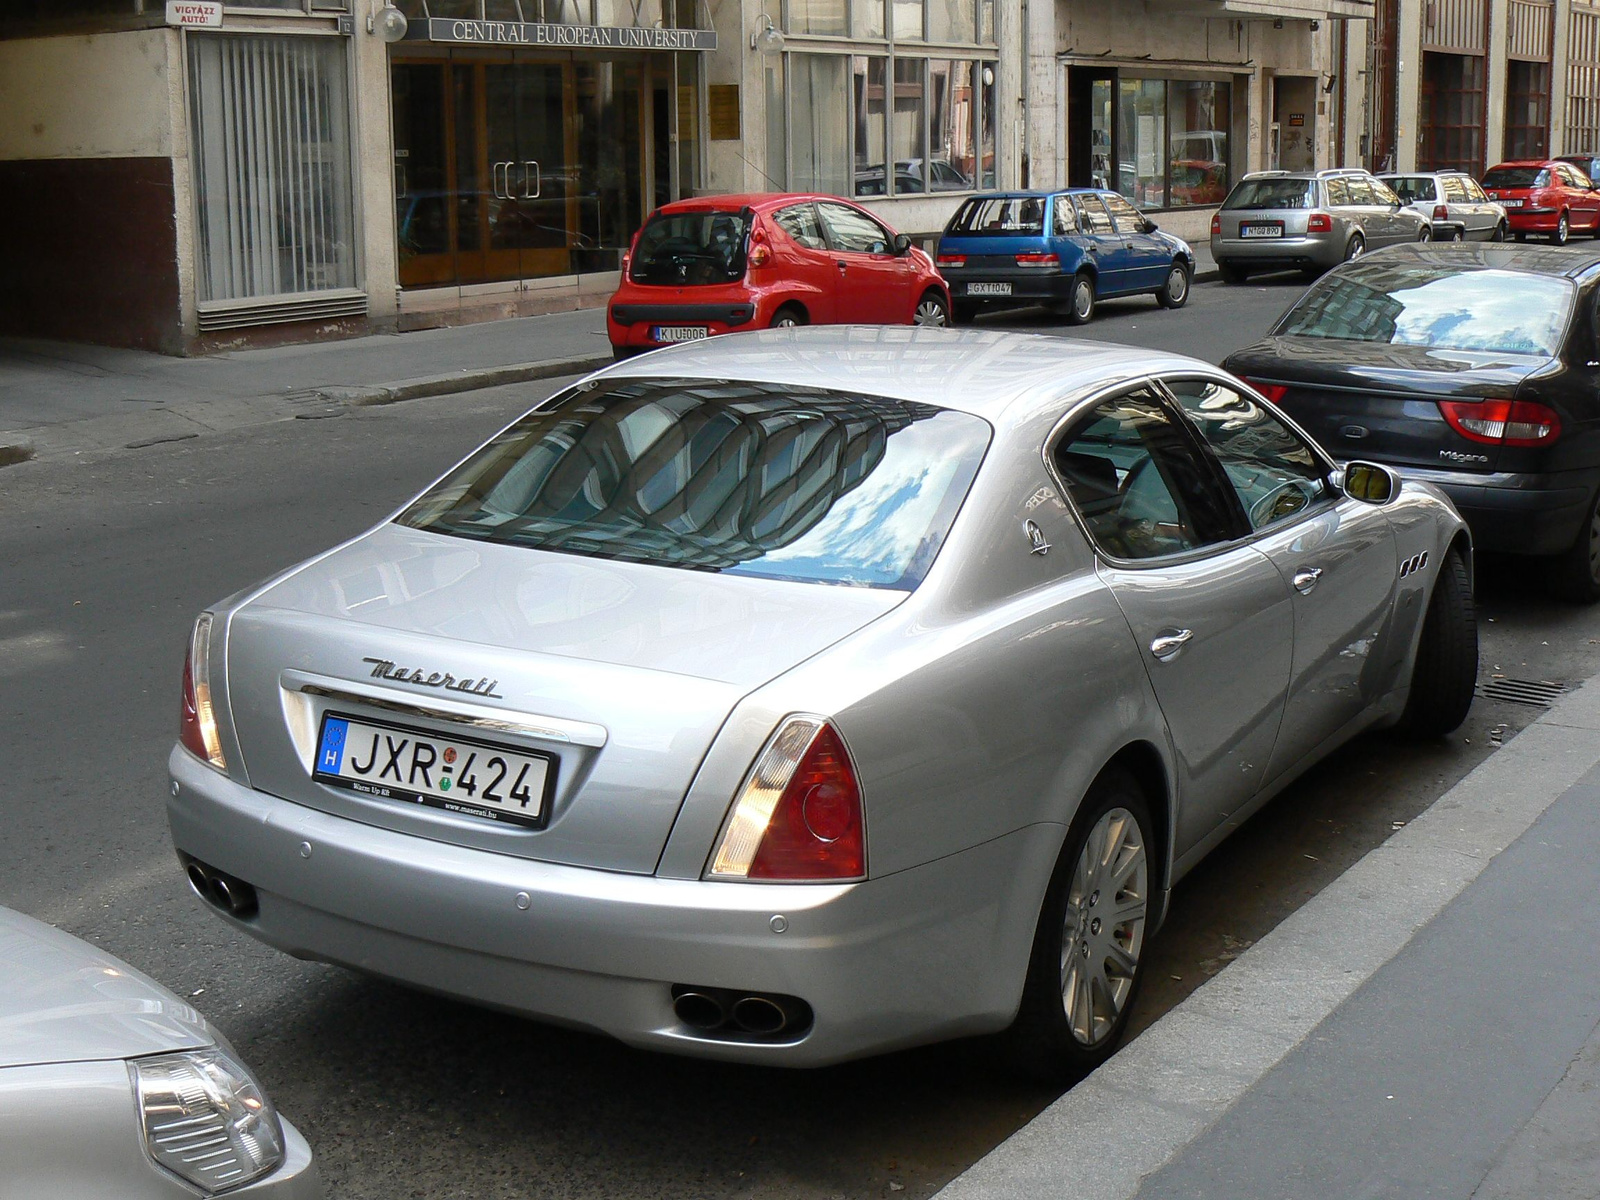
[363, 657, 503, 699]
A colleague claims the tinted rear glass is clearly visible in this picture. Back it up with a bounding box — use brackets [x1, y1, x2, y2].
[947, 196, 1046, 235]
[1383, 176, 1436, 203]
[1276, 264, 1573, 356]
[629, 210, 751, 286]
[1482, 167, 1549, 189]
[397, 378, 991, 591]
[1223, 178, 1316, 210]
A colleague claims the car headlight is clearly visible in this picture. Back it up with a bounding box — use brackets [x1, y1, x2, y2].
[132, 1048, 285, 1193]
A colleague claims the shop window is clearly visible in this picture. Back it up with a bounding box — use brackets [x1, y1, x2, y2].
[1505, 61, 1551, 161]
[791, 54, 850, 196]
[929, 60, 976, 191]
[791, 0, 848, 36]
[1097, 76, 1229, 210]
[853, 56, 889, 196]
[188, 33, 357, 302]
[1167, 80, 1229, 207]
[1118, 79, 1167, 207]
[893, 0, 923, 41]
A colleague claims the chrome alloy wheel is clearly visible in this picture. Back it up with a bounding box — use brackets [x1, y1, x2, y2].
[914, 296, 949, 327]
[1059, 806, 1149, 1046]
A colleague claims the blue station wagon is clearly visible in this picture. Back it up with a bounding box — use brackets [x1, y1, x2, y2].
[936, 189, 1195, 324]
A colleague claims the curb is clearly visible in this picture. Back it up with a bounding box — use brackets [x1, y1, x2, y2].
[314, 353, 612, 407]
[935, 679, 1600, 1200]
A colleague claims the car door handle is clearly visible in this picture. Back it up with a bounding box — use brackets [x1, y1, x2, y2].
[1293, 567, 1323, 595]
[1150, 628, 1193, 662]
[836, 260, 848, 273]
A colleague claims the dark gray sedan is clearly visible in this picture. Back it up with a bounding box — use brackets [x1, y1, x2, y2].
[168, 329, 1475, 1077]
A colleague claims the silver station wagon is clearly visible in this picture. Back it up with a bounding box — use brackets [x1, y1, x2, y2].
[168, 329, 1476, 1075]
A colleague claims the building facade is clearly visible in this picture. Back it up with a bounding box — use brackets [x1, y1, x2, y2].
[1, 0, 1595, 355]
[1341, 0, 1598, 175]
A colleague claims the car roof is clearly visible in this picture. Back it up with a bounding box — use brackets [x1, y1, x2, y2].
[652, 193, 851, 215]
[1363, 242, 1600, 279]
[1488, 160, 1559, 169]
[596, 328, 1215, 431]
[949, 189, 1113, 200]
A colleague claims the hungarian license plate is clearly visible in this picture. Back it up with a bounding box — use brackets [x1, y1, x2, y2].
[968, 282, 1012, 296]
[652, 325, 709, 342]
[313, 713, 554, 829]
[1240, 223, 1283, 239]
[1500, 199, 1523, 207]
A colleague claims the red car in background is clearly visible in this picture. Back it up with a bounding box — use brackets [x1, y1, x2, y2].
[1482, 159, 1600, 244]
[607, 194, 951, 358]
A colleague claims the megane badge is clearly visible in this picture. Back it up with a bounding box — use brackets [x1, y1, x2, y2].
[363, 657, 502, 699]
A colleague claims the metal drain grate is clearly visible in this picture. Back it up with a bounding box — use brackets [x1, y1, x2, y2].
[1477, 678, 1569, 708]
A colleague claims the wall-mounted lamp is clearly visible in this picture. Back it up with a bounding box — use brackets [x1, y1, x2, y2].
[369, 1, 408, 42]
[750, 12, 785, 54]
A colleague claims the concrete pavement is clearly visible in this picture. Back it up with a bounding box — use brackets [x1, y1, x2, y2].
[936, 679, 1600, 1200]
[0, 244, 1221, 465]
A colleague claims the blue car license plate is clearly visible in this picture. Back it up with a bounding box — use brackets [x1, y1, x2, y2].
[313, 712, 555, 829]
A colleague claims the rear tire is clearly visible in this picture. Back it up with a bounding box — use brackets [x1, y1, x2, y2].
[1417, 225, 1432, 242]
[1005, 768, 1153, 1082]
[1155, 261, 1191, 309]
[769, 304, 807, 328]
[1546, 488, 1600, 603]
[1401, 549, 1478, 737]
[1492, 221, 1508, 242]
[611, 345, 635, 361]
[1552, 213, 1571, 246]
[1448, 226, 1465, 243]
[1344, 233, 1366, 261]
[1217, 261, 1249, 285]
[1063, 272, 1097, 325]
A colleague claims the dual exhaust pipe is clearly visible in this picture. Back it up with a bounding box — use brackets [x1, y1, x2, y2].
[671, 984, 812, 1040]
[182, 854, 259, 919]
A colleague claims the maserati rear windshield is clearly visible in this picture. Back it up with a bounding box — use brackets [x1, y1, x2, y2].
[1276, 264, 1573, 356]
[946, 196, 1046, 235]
[629, 209, 751, 286]
[397, 378, 991, 590]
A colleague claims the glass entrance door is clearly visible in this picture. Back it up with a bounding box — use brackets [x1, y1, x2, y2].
[394, 56, 586, 290]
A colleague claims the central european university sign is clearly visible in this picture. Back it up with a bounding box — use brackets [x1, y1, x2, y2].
[421, 18, 716, 49]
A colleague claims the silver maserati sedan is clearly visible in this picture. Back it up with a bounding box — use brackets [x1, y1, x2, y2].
[0, 905, 319, 1198]
[167, 328, 1476, 1076]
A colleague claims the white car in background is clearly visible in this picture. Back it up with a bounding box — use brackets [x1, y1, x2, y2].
[1378, 171, 1509, 242]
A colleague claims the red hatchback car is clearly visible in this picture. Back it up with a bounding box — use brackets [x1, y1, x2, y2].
[607, 194, 951, 357]
[1482, 159, 1600, 244]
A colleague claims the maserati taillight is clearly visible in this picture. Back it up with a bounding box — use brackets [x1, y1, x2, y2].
[708, 717, 865, 882]
[1438, 398, 1562, 447]
[180, 614, 227, 771]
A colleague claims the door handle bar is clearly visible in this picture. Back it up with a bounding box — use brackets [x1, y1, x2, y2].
[522, 160, 541, 200]
[1293, 567, 1323, 595]
[1150, 628, 1193, 662]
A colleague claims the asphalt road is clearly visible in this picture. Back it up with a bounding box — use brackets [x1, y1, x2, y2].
[3, 279, 1596, 1200]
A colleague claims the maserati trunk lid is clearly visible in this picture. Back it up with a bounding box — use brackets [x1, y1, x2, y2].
[223, 523, 903, 874]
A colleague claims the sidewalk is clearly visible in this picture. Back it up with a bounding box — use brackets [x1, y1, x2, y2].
[936, 680, 1600, 1200]
[0, 245, 1220, 466]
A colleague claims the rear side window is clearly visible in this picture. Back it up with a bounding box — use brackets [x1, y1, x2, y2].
[1442, 176, 1471, 202]
[397, 378, 991, 591]
[1385, 177, 1436, 203]
[773, 204, 826, 250]
[1224, 178, 1316, 210]
[1052, 387, 1236, 561]
[1277, 264, 1574, 356]
[1370, 178, 1402, 205]
[1052, 198, 1078, 236]
[1326, 178, 1352, 206]
[947, 195, 1046, 235]
[629, 210, 750, 286]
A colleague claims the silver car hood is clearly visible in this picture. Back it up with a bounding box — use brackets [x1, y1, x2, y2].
[0, 907, 212, 1069]
[224, 523, 904, 873]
